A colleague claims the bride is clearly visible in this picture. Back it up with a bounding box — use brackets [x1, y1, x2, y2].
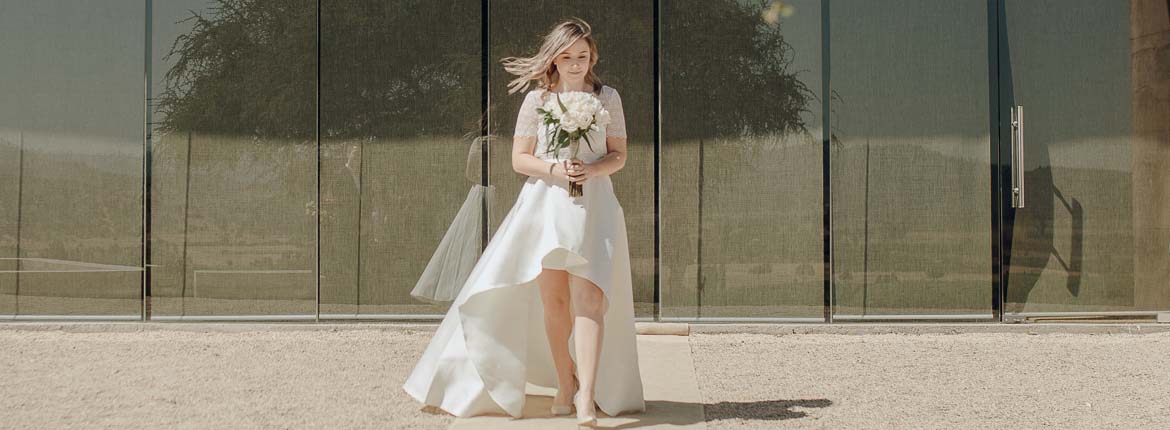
[402, 18, 645, 427]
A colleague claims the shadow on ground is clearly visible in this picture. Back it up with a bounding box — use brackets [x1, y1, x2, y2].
[603, 398, 833, 429]
[704, 398, 833, 421]
[434, 395, 835, 429]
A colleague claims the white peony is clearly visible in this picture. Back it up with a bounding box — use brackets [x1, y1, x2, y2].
[540, 91, 609, 133]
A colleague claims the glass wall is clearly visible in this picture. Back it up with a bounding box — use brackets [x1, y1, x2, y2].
[661, 0, 824, 320]
[150, 0, 318, 319]
[1, 1, 146, 319]
[2, 0, 1166, 322]
[319, 0, 483, 318]
[829, 0, 994, 319]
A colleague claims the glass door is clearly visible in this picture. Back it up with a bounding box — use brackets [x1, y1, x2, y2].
[1000, 0, 1170, 317]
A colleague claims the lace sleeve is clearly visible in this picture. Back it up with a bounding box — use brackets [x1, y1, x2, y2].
[604, 87, 627, 139]
[513, 90, 541, 138]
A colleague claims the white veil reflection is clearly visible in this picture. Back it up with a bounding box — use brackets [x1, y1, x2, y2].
[410, 135, 496, 304]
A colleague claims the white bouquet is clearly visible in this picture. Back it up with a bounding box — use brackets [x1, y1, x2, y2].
[536, 91, 611, 197]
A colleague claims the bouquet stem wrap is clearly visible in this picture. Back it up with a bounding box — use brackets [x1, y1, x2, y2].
[568, 139, 583, 197]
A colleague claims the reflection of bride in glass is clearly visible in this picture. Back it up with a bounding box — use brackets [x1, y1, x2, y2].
[410, 135, 494, 304]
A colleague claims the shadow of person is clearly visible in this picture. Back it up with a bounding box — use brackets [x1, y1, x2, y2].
[429, 395, 834, 429]
[604, 398, 833, 429]
[1004, 164, 1057, 311]
[1004, 168, 1087, 311]
[702, 398, 834, 421]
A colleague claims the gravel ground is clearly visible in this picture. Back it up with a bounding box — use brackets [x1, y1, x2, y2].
[3, 327, 1169, 429]
[0, 328, 452, 430]
[691, 332, 1170, 430]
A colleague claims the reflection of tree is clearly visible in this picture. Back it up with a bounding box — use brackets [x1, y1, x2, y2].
[663, 0, 815, 142]
[157, 0, 316, 139]
[319, 0, 480, 139]
[156, 0, 481, 140]
[157, 0, 813, 140]
[664, 0, 817, 314]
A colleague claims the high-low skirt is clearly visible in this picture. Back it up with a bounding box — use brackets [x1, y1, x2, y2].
[402, 172, 646, 418]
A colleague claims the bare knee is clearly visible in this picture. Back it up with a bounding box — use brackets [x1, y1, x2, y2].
[539, 269, 571, 316]
[543, 294, 571, 317]
[570, 277, 607, 317]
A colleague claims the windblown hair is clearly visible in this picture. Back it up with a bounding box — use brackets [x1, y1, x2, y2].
[501, 17, 603, 97]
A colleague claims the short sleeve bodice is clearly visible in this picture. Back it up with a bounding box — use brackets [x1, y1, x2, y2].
[599, 85, 626, 139]
[513, 90, 543, 138]
[513, 85, 627, 141]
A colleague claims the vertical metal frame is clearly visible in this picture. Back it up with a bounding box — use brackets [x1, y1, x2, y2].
[142, 0, 154, 321]
[481, 0, 491, 250]
[652, 0, 663, 321]
[821, 0, 834, 323]
[988, 0, 1005, 321]
[315, 0, 322, 321]
[479, 0, 489, 248]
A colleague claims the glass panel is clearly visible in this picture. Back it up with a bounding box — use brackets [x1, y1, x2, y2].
[149, 0, 317, 319]
[830, 0, 993, 318]
[1003, 0, 1170, 314]
[661, 0, 824, 320]
[0, 1, 145, 318]
[489, 1, 656, 318]
[319, 0, 483, 318]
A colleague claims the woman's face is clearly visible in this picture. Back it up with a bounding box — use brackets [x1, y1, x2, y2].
[552, 38, 591, 83]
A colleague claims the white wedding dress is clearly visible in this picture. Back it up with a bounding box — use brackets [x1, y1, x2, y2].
[402, 85, 645, 418]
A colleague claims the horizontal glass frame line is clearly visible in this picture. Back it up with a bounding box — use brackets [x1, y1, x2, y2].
[320, 314, 443, 320]
[316, 315, 662, 322]
[2, 315, 143, 321]
[1005, 311, 1163, 317]
[149, 315, 317, 321]
[660, 317, 827, 323]
[834, 314, 995, 321]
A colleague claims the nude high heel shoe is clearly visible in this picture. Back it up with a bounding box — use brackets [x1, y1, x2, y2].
[550, 372, 579, 416]
[574, 389, 598, 427]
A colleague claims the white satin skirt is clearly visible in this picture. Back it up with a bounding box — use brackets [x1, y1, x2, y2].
[402, 173, 646, 418]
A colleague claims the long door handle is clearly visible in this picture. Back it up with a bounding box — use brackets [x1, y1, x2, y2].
[1011, 105, 1025, 208]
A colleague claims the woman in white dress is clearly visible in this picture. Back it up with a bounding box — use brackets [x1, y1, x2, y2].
[402, 18, 645, 427]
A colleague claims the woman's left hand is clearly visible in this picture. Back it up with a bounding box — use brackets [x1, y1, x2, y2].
[566, 158, 597, 183]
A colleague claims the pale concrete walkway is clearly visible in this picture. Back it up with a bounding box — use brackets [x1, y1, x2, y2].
[449, 334, 706, 430]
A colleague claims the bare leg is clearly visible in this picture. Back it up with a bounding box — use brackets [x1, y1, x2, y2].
[537, 268, 576, 406]
[569, 274, 607, 416]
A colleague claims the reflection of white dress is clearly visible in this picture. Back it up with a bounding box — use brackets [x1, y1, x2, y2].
[409, 183, 494, 304]
[403, 85, 645, 418]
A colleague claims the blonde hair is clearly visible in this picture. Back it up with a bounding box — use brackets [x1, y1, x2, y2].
[501, 18, 603, 97]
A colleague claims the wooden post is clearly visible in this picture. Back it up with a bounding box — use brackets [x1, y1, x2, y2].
[1131, 0, 1170, 310]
